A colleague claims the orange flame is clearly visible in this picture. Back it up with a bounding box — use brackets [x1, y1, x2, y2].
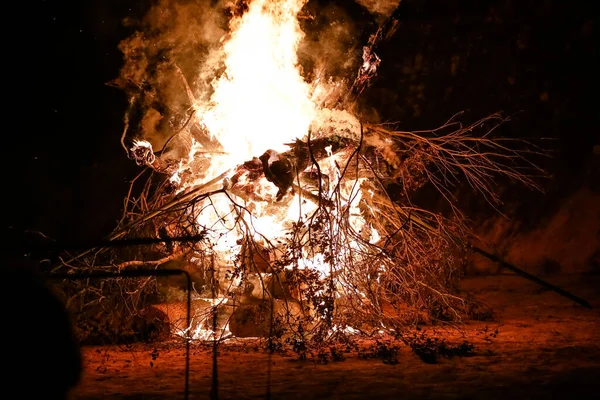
[164, 1, 380, 339]
[197, 0, 314, 177]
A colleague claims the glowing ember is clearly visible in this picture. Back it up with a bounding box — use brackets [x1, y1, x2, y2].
[174, 298, 233, 342]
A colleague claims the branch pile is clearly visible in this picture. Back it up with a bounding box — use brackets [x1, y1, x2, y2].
[52, 2, 546, 350]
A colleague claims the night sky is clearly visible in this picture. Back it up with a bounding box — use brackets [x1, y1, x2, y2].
[6, 0, 598, 253]
[8, 1, 144, 247]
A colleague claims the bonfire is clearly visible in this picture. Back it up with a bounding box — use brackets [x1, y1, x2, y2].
[54, 0, 542, 352]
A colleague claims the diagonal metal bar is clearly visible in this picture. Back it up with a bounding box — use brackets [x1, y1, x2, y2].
[470, 247, 592, 309]
[28, 234, 207, 253]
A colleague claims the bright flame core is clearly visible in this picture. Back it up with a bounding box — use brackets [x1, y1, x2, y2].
[198, 0, 314, 174]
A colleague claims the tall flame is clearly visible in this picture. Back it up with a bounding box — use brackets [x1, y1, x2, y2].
[198, 0, 314, 173]
[163, 0, 378, 340]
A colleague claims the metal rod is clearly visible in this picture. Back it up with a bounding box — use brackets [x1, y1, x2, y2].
[471, 246, 592, 309]
[59, 169, 232, 265]
[209, 253, 219, 400]
[26, 235, 206, 253]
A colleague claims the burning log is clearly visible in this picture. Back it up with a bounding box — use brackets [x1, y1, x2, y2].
[257, 138, 352, 205]
[259, 150, 296, 201]
[229, 299, 304, 338]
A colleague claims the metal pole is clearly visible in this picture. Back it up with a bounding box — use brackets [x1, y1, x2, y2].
[471, 246, 592, 309]
[209, 253, 219, 400]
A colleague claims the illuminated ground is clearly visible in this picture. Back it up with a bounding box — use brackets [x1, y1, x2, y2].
[70, 273, 600, 399]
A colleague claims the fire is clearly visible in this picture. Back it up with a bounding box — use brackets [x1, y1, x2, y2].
[197, 0, 315, 177]
[134, 0, 380, 340]
[74, 0, 513, 347]
[166, 0, 327, 340]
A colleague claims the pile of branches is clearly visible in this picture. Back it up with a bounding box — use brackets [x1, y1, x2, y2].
[52, 110, 543, 350]
[50, 5, 544, 350]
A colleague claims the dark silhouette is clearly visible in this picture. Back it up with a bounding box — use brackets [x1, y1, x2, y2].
[2, 260, 82, 399]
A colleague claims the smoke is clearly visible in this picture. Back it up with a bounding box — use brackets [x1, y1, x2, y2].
[116, 0, 231, 150]
[297, 2, 361, 84]
[115, 0, 395, 152]
[353, 0, 399, 19]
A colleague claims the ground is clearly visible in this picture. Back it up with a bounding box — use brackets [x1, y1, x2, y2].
[69, 273, 600, 399]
